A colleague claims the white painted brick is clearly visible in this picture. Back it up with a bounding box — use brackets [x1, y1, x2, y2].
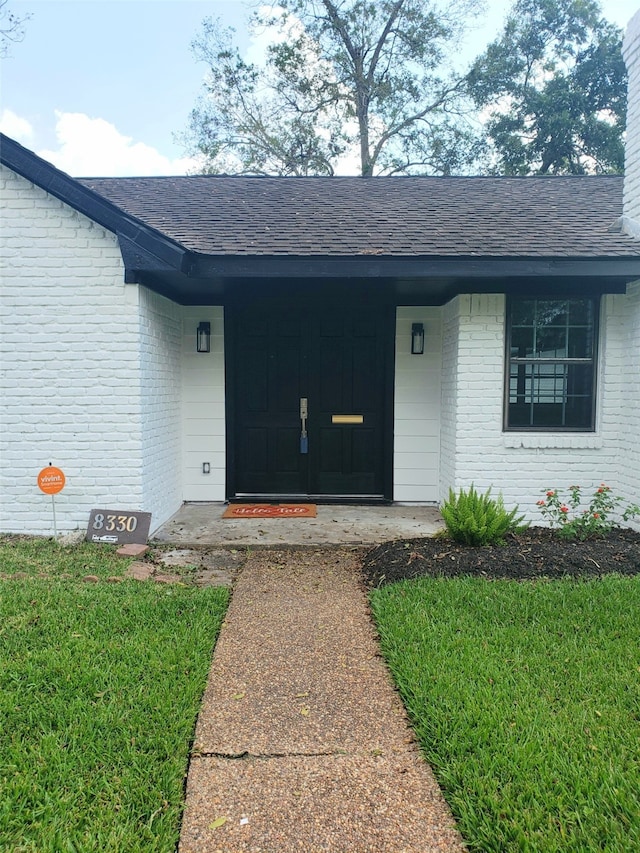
[436, 289, 640, 527]
[138, 287, 183, 524]
[624, 13, 640, 215]
[613, 281, 640, 528]
[0, 163, 186, 534]
[4, 158, 637, 530]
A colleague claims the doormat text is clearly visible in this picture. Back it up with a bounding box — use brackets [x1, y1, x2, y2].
[223, 504, 317, 519]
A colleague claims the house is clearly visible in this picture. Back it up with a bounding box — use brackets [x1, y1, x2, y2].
[1, 17, 639, 536]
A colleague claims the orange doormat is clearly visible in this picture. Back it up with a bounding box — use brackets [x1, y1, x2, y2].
[223, 503, 317, 519]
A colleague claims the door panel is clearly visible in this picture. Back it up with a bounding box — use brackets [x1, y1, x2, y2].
[310, 310, 384, 495]
[234, 304, 307, 494]
[230, 297, 390, 498]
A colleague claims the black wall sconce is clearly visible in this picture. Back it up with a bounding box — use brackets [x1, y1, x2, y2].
[411, 322, 425, 355]
[196, 321, 211, 353]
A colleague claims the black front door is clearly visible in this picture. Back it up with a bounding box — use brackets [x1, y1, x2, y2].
[227, 295, 393, 500]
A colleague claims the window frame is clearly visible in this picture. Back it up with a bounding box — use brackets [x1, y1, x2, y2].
[503, 296, 600, 432]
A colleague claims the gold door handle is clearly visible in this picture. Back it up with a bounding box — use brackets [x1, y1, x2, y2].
[300, 398, 308, 453]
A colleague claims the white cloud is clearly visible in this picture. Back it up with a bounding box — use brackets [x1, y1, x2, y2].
[0, 109, 34, 143]
[36, 112, 201, 177]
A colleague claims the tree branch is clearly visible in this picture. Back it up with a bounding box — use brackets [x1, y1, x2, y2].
[371, 77, 467, 165]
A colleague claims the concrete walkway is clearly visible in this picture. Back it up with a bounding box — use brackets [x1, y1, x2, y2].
[154, 503, 443, 547]
[178, 548, 465, 853]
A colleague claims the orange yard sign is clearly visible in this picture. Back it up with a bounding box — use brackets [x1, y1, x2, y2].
[37, 466, 66, 495]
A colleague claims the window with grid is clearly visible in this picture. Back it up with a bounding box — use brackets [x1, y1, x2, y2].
[505, 298, 598, 430]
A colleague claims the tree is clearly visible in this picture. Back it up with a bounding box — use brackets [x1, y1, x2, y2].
[0, 0, 31, 57]
[468, 0, 626, 175]
[185, 0, 484, 176]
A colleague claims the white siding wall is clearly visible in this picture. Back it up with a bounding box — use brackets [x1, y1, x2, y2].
[139, 288, 183, 528]
[0, 164, 144, 533]
[623, 10, 640, 220]
[181, 307, 226, 501]
[444, 293, 630, 523]
[393, 307, 441, 502]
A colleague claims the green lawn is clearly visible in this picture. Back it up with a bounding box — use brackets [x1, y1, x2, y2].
[0, 537, 229, 852]
[371, 576, 640, 853]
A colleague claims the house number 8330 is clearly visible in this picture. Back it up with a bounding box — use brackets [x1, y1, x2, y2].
[92, 513, 138, 533]
[86, 508, 152, 545]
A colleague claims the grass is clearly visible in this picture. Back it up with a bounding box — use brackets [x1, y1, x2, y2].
[370, 576, 640, 853]
[0, 536, 229, 852]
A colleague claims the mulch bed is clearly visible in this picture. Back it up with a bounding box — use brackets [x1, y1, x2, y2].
[361, 527, 640, 588]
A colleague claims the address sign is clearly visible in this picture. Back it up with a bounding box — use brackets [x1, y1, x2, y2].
[86, 509, 152, 545]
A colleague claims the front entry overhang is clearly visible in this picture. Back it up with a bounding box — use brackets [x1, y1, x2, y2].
[3, 133, 638, 306]
[128, 249, 639, 306]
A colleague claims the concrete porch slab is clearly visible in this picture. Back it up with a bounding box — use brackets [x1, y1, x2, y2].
[152, 503, 443, 547]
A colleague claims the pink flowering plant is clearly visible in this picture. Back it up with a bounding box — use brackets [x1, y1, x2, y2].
[537, 484, 640, 540]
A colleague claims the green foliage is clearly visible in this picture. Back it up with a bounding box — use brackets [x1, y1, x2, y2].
[441, 485, 527, 545]
[0, 538, 229, 851]
[371, 575, 640, 852]
[185, 0, 485, 176]
[184, 0, 627, 177]
[537, 484, 640, 539]
[468, 0, 626, 175]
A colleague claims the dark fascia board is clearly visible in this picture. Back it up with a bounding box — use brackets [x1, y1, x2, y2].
[1, 133, 188, 274]
[118, 233, 183, 284]
[188, 252, 640, 281]
[5, 132, 640, 286]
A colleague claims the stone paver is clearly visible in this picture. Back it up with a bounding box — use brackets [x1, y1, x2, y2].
[116, 543, 149, 557]
[179, 548, 464, 853]
[124, 561, 153, 580]
[152, 572, 183, 584]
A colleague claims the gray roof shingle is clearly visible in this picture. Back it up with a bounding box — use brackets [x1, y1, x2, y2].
[78, 175, 637, 259]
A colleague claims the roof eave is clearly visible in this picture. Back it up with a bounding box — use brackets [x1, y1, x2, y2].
[187, 252, 640, 281]
[0, 133, 188, 276]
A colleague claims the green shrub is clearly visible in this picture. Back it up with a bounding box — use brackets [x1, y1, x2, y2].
[537, 484, 640, 540]
[441, 485, 527, 545]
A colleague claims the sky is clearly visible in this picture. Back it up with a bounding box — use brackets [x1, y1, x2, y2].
[1, 0, 639, 176]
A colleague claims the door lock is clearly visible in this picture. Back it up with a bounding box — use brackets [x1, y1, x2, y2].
[300, 397, 308, 454]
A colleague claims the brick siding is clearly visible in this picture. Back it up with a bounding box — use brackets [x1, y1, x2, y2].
[438, 293, 639, 526]
[0, 164, 183, 534]
[624, 11, 640, 221]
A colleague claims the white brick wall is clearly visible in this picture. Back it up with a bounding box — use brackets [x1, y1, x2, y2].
[439, 296, 509, 501]
[181, 307, 226, 501]
[616, 282, 640, 526]
[440, 292, 636, 525]
[393, 308, 441, 502]
[439, 297, 460, 499]
[139, 288, 183, 527]
[622, 13, 640, 529]
[0, 164, 187, 534]
[623, 10, 640, 220]
[2, 156, 637, 531]
[0, 164, 144, 534]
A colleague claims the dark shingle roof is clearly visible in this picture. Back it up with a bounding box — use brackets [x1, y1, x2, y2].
[78, 174, 636, 258]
